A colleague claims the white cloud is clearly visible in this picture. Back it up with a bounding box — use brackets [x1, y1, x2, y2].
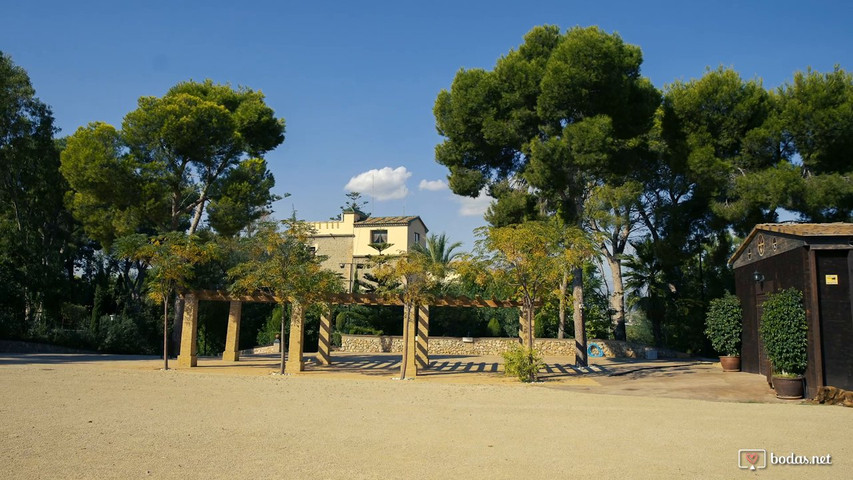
[455, 189, 492, 217]
[344, 166, 412, 201]
[418, 179, 447, 191]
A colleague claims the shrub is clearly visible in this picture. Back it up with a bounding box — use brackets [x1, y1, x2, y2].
[348, 326, 383, 336]
[759, 288, 808, 376]
[704, 292, 742, 356]
[502, 345, 543, 382]
[486, 317, 502, 337]
[98, 314, 154, 354]
[257, 305, 284, 346]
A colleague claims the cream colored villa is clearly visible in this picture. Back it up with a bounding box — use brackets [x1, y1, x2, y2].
[308, 211, 428, 292]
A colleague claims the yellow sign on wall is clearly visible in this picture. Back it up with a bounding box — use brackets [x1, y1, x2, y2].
[825, 274, 839, 285]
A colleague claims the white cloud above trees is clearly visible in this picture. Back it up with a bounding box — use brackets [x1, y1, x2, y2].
[455, 189, 491, 217]
[418, 179, 447, 191]
[344, 167, 412, 201]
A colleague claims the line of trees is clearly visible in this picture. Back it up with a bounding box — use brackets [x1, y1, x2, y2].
[434, 25, 853, 355]
[2, 25, 851, 359]
[0, 51, 288, 355]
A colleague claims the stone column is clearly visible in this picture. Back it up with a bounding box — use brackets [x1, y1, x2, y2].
[416, 304, 429, 369]
[222, 301, 242, 362]
[177, 294, 198, 367]
[316, 304, 332, 365]
[285, 301, 306, 374]
[400, 302, 418, 378]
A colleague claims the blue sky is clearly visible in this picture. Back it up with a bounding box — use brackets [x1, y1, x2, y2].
[3, 0, 851, 250]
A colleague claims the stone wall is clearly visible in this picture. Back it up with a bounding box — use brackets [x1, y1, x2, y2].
[339, 334, 688, 359]
[240, 344, 280, 355]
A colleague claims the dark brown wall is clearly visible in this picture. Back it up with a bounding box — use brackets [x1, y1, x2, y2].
[735, 248, 810, 382]
[815, 250, 853, 391]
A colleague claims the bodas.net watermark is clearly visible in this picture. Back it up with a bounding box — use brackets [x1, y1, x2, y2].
[738, 449, 833, 470]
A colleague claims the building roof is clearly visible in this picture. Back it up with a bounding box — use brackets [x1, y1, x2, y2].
[355, 216, 424, 227]
[729, 222, 853, 265]
[750, 223, 853, 237]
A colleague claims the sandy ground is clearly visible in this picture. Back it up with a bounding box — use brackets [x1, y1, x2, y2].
[1, 353, 850, 479]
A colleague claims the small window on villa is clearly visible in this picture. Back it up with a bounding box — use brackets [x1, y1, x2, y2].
[414, 232, 420, 244]
[371, 229, 388, 243]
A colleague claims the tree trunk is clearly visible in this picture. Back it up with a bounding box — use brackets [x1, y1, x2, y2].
[572, 266, 587, 367]
[279, 303, 287, 375]
[525, 298, 535, 353]
[163, 300, 169, 370]
[607, 256, 627, 341]
[172, 191, 207, 355]
[557, 271, 568, 339]
[188, 197, 207, 236]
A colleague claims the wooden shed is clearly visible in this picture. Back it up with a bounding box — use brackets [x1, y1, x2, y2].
[730, 223, 853, 398]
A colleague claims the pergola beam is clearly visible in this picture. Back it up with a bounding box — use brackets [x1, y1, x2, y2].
[185, 290, 533, 308]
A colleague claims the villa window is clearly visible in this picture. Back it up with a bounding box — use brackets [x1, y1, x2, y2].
[371, 229, 388, 243]
[414, 232, 420, 244]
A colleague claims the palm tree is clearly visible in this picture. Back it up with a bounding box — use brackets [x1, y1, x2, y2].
[412, 233, 463, 266]
[623, 238, 670, 348]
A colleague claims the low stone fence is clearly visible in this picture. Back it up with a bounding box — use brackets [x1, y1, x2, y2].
[339, 334, 688, 360]
[0, 340, 95, 354]
[240, 344, 280, 355]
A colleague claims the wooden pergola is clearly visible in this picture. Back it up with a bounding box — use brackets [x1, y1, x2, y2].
[177, 290, 530, 377]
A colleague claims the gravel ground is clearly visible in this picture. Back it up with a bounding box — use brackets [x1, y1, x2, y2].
[1, 354, 850, 479]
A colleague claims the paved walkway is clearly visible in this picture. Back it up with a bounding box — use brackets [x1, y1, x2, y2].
[0, 351, 784, 403]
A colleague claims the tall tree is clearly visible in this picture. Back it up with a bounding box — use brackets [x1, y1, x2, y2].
[372, 248, 443, 379]
[475, 221, 560, 364]
[584, 182, 642, 340]
[412, 233, 463, 266]
[781, 66, 853, 221]
[656, 67, 784, 237]
[0, 51, 76, 333]
[228, 219, 341, 374]
[61, 80, 286, 347]
[434, 26, 660, 364]
[60, 79, 285, 244]
[115, 232, 214, 369]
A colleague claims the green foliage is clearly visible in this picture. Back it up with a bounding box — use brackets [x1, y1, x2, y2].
[626, 313, 654, 345]
[704, 292, 742, 356]
[96, 311, 160, 355]
[337, 191, 370, 219]
[229, 219, 342, 305]
[1, 51, 77, 334]
[348, 326, 384, 336]
[256, 305, 284, 346]
[207, 158, 282, 237]
[781, 67, 853, 222]
[60, 79, 285, 243]
[411, 233, 463, 266]
[436, 25, 659, 226]
[662, 67, 783, 235]
[502, 345, 544, 382]
[486, 317, 502, 337]
[759, 288, 808, 376]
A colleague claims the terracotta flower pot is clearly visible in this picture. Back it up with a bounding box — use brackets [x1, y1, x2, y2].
[719, 355, 741, 372]
[772, 375, 804, 399]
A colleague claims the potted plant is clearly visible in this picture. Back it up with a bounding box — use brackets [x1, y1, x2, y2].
[759, 288, 808, 399]
[704, 292, 743, 372]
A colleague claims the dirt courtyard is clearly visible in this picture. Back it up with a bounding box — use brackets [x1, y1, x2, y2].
[1, 353, 850, 479]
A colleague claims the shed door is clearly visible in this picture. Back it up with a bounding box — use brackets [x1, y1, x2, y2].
[754, 281, 774, 382]
[817, 251, 853, 391]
